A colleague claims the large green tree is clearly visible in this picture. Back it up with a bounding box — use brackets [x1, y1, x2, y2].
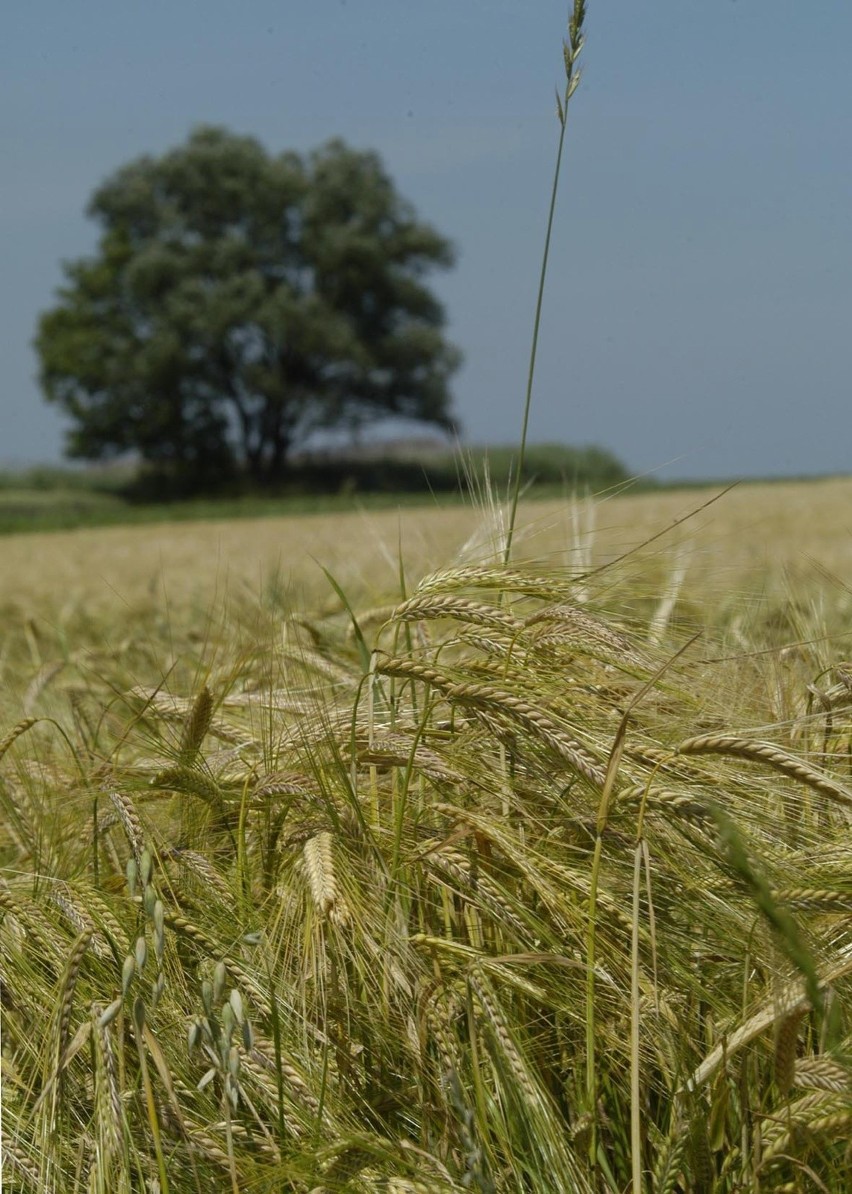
[36, 127, 461, 486]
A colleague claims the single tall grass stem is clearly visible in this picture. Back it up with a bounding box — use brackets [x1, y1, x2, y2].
[504, 1, 586, 563]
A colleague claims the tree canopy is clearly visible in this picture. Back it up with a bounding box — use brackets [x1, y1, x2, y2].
[36, 127, 461, 487]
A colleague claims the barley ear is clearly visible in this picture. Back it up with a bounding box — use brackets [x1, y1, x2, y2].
[179, 685, 214, 765]
[0, 717, 38, 763]
[774, 1010, 805, 1096]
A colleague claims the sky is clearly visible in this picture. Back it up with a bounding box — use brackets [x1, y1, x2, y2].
[4, 0, 852, 480]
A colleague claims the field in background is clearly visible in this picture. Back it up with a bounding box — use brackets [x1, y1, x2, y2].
[3, 478, 852, 1191]
[3, 475, 852, 627]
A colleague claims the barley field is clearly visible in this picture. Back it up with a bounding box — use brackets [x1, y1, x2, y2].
[2, 479, 852, 1192]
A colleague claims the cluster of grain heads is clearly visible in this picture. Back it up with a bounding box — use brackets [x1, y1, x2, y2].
[4, 548, 852, 1189]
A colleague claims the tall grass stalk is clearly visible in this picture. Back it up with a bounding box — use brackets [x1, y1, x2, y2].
[504, 0, 586, 564]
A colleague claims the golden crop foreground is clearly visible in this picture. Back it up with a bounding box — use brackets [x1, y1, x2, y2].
[2, 482, 852, 1192]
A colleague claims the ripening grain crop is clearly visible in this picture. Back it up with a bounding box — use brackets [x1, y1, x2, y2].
[2, 480, 852, 1191]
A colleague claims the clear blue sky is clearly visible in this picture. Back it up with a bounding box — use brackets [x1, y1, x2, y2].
[4, 1, 851, 479]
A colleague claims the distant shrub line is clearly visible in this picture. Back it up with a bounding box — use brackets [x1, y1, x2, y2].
[0, 442, 636, 531]
[119, 442, 632, 500]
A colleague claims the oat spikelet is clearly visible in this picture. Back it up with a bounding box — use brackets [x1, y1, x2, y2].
[0, 717, 38, 762]
[162, 910, 267, 1009]
[303, 831, 348, 925]
[675, 733, 852, 808]
[179, 684, 214, 764]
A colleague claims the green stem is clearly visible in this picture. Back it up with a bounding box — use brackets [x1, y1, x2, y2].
[505, 4, 585, 562]
[630, 842, 644, 1194]
[504, 114, 569, 566]
[585, 833, 603, 1163]
[134, 1004, 170, 1194]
